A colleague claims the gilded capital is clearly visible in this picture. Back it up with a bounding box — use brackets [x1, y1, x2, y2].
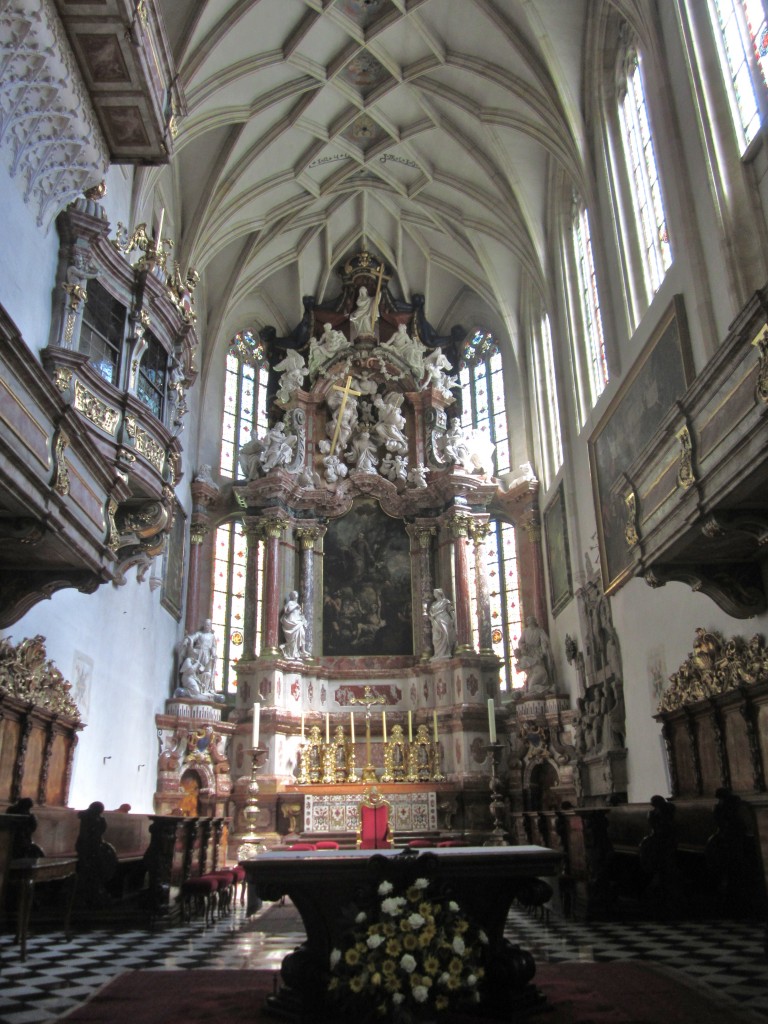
[264, 518, 288, 540]
[296, 525, 322, 549]
[468, 520, 492, 544]
[447, 512, 472, 539]
[190, 522, 210, 545]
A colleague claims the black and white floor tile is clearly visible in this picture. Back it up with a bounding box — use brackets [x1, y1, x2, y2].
[0, 904, 766, 1023]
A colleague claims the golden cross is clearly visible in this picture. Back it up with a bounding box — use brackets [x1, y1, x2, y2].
[350, 684, 387, 718]
[329, 374, 362, 456]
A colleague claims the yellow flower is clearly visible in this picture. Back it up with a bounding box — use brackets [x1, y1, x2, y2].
[456, 919, 469, 934]
[349, 975, 366, 993]
[345, 948, 360, 966]
[436, 995, 449, 1010]
[419, 902, 433, 917]
[449, 957, 463, 975]
[403, 934, 418, 951]
[382, 959, 396, 976]
[406, 886, 422, 903]
[384, 975, 402, 993]
[382, 923, 396, 937]
[386, 938, 401, 956]
[446, 975, 461, 990]
[371, 972, 382, 987]
[399, 918, 411, 932]
[424, 956, 440, 974]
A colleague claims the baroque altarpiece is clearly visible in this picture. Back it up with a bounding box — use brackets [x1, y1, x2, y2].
[159, 253, 555, 839]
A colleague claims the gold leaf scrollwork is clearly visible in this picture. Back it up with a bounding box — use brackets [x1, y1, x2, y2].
[752, 324, 768, 404]
[53, 368, 73, 392]
[676, 425, 695, 490]
[106, 497, 120, 551]
[658, 628, 768, 713]
[52, 428, 70, 496]
[0, 635, 81, 720]
[74, 380, 120, 435]
[124, 416, 165, 471]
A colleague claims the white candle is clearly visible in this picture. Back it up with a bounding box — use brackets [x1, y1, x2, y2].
[157, 207, 165, 241]
[433, 710, 438, 744]
[301, 712, 305, 741]
[252, 702, 260, 748]
[325, 712, 330, 744]
[408, 710, 413, 743]
[350, 711, 355, 743]
[487, 698, 496, 743]
[382, 711, 387, 743]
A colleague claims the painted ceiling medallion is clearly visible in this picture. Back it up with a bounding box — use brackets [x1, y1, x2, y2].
[343, 51, 388, 90]
[334, 0, 390, 28]
[342, 114, 387, 150]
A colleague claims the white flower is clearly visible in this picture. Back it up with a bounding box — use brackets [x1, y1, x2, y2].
[478, 929, 489, 945]
[413, 877, 429, 889]
[413, 985, 429, 1003]
[407, 912, 425, 929]
[400, 953, 417, 973]
[439, 972, 450, 986]
[467, 974, 477, 986]
[448, 900, 459, 912]
[392, 993, 405, 1005]
[452, 935, 465, 955]
[381, 896, 405, 916]
[378, 880, 393, 895]
[330, 948, 341, 968]
[355, 911, 367, 924]
[366, 933, 385, 949]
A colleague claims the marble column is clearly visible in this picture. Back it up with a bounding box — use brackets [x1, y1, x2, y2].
[407, 523, 436, 660]
[261, 516, 287, 656]
[296, 524, 324, 658]
[185, 521, 210, 634]
[470, 519, 493, 655]
[241, 517, 264, 662]
[448, 511, 474, 654]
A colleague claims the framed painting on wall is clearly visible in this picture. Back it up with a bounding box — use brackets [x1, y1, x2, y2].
[543, 482, 573, 615]
[161, 502, 186, 620]
[588, 295, 694, 594]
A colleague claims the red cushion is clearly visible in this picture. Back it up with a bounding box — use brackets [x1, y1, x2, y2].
[315, 841, 339, 850]
[182, 877, 217, 895]
[289, 843, 317, 851]
[437, 840, 469, 847]
[408, 839, 434, 848]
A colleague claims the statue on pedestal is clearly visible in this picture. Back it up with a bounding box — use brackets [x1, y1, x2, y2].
[280, 591, 309, 661]
[274, 348, 308, 403]
[349, 285, 376, 339]
[175, 619, 220, 699]
[514, 616, 556, 697]
[429, 588, 456, 659]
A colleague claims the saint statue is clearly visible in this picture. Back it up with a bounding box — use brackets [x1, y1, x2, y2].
[176, 619, 218, 697]
[429, 588, 457, 660]
[514, 616, 556, 697]
[280, 591, 309, 660]
[349, 286, 376, 339]
[273, 349, 308, 403]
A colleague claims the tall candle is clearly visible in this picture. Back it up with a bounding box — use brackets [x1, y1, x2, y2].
[157, 207, 165, 241]
[350, 711, 355, 743]
[325, 712, 330, 744]
[487, 698, 496, 743]
[252, 702, 260, 748]
[408, 710, 413, 743]
[301, 712, 305, 741]
[433, 709, 438, 744]
[382, 711, 387, 743]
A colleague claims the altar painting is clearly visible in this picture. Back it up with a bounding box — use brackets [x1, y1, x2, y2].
[323, 500, 413, 656]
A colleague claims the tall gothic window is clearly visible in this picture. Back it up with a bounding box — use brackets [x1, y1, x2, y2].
[709, 0, 768, 152]
[572, 204, 609, 406]
[213, 332, 270, 692]
[459, 330, 522, 689]
[618, 49, 673, 300]
[531, 313, 564, 488]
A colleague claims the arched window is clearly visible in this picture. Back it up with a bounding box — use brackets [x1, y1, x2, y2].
[531, 313, 564, 489]
[458, 330, 522, 690]
[709, 0, 768, 153]
[617, 48, 672, 303]
[212, 331, 270, 692]
[572, 202, 609, 407]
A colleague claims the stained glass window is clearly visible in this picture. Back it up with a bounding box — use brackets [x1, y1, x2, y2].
[618, 51, 673, 299]
[214, 331, 269, 693]
[532, 314, 563, 487]
[709, 0, 768, 152]
[459, 330, 520, 688]
[573, 204, 609, 404]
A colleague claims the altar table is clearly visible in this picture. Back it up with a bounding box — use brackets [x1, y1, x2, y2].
[242, 844, 561, 1020]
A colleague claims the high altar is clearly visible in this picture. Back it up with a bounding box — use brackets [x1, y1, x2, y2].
[154, 251, 571, 845]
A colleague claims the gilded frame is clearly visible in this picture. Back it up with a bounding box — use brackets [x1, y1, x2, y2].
[161, 501, 186, 620]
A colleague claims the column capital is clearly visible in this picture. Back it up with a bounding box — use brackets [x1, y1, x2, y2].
[190, 521, 210, 545]
[407, 523, 437, 549]
[521, 511, 541, 543]
[446, 510, 473, 539]
[242, 516, 264, 541]
[296, 524, 325, 548]
[468, 519, 492, 544]
[263, 515, 289, 540]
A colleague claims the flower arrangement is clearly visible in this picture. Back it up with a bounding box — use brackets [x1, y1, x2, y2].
[328, 873, 488, 1021]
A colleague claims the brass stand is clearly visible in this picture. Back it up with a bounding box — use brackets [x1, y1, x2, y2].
[483, 742, 508, 846]
[237, 745, 268, 860]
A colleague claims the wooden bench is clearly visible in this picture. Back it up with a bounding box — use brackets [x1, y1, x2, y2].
[563, 792, 767, 920]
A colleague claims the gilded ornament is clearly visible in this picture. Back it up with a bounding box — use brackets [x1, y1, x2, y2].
[124, 416, 165, 471]
[676, 425, 695, 489]
[0, 635, 81, 720]
[658, 628, 767, 713]
[624, 490, 639, 548]
[52, 428, 70, 496]
[106, 497, 120, 551]
[53, 368, 73, 391]
[752, 324, 768, 404]
[74, 380, 120, 435]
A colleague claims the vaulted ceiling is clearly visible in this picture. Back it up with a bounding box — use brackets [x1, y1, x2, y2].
[147, 0, 594, 377]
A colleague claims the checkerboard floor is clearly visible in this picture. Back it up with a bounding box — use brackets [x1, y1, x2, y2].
[0, 903, 766, 1023]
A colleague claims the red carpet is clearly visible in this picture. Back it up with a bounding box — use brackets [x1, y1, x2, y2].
[57, 962, 757, 1023]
